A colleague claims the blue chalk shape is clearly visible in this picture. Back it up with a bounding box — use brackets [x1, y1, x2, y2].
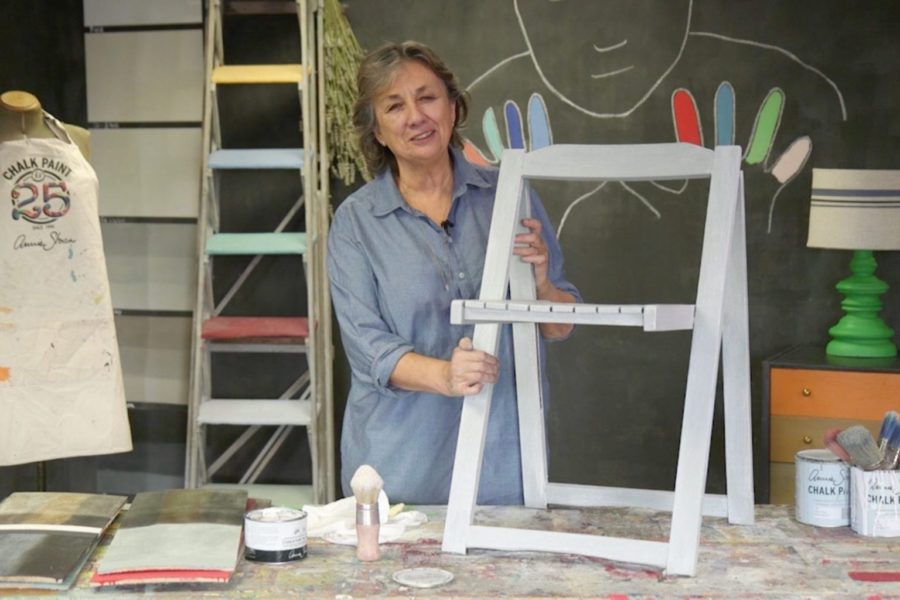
[527, 93, 552, 150]
[715, 82, 735, 147]
[504, 100, 525, 150]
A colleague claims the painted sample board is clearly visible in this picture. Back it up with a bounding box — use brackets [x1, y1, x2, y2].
[0, 493, 126, 590]
[85, 30, 203, 122]
[84, 0, 201, 26]
[94, 128, 201, 219]
[101, 222, 197, 313]
[116, 315, 191, 405]
[91, 488, 247, 585]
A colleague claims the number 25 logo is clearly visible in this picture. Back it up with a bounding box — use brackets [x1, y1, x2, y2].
[11, 181, 70, 224]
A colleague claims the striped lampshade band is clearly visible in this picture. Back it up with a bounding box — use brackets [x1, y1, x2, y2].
[807, 168, 900, 250]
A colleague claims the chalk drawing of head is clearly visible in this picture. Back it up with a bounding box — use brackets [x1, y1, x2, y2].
[514, 0, 692, 118]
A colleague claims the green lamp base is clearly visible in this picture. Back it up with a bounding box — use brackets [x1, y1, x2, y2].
[826, 250, 897, 358]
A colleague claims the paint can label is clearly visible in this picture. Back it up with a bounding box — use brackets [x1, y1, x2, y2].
[850, 466, 900, 537]
[795, 448, 849, 527]
[245, 507, 308, 562]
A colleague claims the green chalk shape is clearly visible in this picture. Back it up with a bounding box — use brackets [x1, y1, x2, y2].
[745, 88, 784, 165]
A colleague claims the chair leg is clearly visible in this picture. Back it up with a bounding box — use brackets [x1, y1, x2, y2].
[722, 174, 754, 524]
[442, 368, 496, 553]
[666, 146, 742, 576]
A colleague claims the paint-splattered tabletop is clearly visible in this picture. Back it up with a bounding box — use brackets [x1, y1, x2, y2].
[4, 504, 899, 599]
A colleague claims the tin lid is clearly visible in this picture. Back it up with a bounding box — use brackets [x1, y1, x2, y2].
[796, 448, 842, 462]
[245, 506, 306, 523]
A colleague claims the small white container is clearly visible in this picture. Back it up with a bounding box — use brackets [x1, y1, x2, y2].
[244, 506, 308, 563]
[795, 448, 850, 527]
[850, 467, 900, 537]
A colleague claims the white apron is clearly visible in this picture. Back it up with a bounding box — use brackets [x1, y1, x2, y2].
[0, 112, 132, 465]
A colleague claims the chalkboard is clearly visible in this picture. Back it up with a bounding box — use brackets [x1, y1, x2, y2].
[342, 0, 900, 501]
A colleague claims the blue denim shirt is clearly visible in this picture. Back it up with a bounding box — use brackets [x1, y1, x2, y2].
[327, 147, 580, 505]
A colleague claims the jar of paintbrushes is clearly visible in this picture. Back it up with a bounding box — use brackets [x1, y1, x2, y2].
[824, 411, 900, 536]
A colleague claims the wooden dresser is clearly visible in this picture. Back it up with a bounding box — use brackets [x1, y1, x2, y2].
[764, 345, 900, 505]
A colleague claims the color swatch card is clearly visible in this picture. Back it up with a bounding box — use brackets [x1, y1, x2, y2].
[91, 488, 248, 585]
[0, 492, 126, 590]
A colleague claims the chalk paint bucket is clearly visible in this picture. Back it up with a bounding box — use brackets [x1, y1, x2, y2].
[795, 449, 850, 527]
[244, 507, 308, 563]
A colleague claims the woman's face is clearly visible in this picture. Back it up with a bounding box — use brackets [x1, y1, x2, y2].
[372, 60, 456, 173]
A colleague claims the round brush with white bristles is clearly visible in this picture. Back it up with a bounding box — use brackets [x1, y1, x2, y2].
[350, 465, 383, 561]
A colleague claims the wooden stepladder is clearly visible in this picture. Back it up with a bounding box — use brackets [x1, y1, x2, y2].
[442, 144, 754, 577]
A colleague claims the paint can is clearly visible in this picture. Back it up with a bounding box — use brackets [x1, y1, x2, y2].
[244, 507, 308, 563]
[795, 448, 849, 527]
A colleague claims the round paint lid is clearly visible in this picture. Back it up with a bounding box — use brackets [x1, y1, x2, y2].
[796, 448, 841, 462]
[392, 567, 454, 589]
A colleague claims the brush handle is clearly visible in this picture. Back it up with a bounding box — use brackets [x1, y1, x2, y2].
[879, 445, 900, 470]
[356, 503, 380, 561]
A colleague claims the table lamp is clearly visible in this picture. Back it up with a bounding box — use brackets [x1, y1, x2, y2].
[808, 168, 900, 357]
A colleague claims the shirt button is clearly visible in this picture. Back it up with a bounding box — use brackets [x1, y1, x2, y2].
[458, 272, 465, 279]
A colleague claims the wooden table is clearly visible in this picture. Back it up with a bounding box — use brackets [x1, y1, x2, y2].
[11, 504, 900, 598]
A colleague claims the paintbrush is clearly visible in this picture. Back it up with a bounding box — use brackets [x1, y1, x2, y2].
[823, 427, 851, 462]
[877, 416, 900, 470]
[877, 411, 899, 453]
[350, 464, 383, 561]
[836, 425, 883, 471]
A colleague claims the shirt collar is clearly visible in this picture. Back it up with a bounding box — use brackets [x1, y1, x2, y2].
[369, 146, 494, 218]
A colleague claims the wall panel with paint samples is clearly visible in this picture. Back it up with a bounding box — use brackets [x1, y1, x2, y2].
[84, 0, 203, 409]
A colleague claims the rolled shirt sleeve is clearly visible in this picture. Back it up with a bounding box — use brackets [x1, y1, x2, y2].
[327, 210, 414, 393]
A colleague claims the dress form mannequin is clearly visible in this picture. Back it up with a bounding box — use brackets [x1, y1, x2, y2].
[0, 89, 133, 466]
[0, 90, 91, 160]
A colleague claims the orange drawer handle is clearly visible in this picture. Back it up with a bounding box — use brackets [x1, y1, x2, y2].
[801, 387, 811, 397]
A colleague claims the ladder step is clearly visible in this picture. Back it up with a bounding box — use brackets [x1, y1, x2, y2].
[212, 64, 303, 84]
[224, 1, 298, 15]
[202, 316, 309, 341]
[198, 399, 311, 426]
[206, 232, 307, 255]
[209, 148, 304, 170]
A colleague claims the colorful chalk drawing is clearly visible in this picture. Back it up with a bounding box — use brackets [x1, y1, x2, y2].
[462, 0, 845, 236]
[672, 83, 813, 233]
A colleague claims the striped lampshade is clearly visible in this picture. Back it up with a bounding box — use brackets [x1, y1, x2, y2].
[808, 169, 900, 250]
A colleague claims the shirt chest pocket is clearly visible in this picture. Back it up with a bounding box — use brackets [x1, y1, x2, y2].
[371, 233, 455, 328]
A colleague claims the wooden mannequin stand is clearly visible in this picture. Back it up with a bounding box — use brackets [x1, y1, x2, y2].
[441, 144, 754, 577]
[0, 90, 91, 159]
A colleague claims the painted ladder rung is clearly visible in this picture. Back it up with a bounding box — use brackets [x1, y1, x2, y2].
[198, 399, 311, 426]
[209, 148, 304, 170]
[202, 316, 309, 341]
[211, 64, 303, 84]
[206, 232, 307, 255]
[450, 300, 695, 331]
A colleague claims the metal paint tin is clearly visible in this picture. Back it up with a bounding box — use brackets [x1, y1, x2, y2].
[795, 449, 849, 527]
[244, 507, 308, 563]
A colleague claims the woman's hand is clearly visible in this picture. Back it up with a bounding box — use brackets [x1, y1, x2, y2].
[513, 217, 577, 339]
[445, 337, 499, 396]
[513, 217, 552, 297]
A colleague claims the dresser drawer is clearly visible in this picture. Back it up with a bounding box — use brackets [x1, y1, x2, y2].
[770, 367, 900, 420]
[769, 462, 795, 505]
[769, 415, 881, 462]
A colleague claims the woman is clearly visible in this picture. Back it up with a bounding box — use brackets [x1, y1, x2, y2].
[327, 41, 580, 505]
